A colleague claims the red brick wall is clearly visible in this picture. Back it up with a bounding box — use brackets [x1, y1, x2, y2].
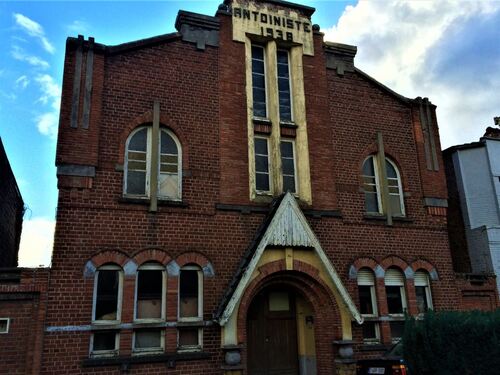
[40, 4, 494, 375]
[0, 268, 49, 374]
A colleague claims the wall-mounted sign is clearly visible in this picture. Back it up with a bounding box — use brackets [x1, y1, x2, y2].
[231, 0, 314, 56]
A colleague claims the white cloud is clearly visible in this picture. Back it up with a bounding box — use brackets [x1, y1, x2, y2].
[324, 1, 500, 148]
[11, 45, 49, 69]
[13, 13, 55, 54]
[15, 75, 30, 89]
[34, 74, 61, 139]
[67, 20, 90, 34]
[18, 217, 55, 267]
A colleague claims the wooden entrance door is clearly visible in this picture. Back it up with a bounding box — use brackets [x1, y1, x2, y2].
[247, 289, 299, 375]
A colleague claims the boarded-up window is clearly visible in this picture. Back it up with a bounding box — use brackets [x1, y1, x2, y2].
[134, 329, 163, 353]
[178, 328, 201, 350]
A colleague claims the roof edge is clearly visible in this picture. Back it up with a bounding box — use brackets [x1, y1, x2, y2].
[224, 0, 315, 17]
[354, 67, 411, 105]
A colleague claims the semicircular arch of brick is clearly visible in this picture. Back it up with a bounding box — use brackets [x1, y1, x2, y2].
[132, 248, 172, 266]
[88, 249, 129, 268]
[380, 255, 413, 279]
[411, 259, 439, 280]
[236, 260, 342, 341]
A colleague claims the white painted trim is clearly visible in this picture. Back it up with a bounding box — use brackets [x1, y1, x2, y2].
[134, 263, 166, 322]
[178, 266, 203, 322]
[89, 331, 120, 357]
[219, 192, 363, 325]
[92, 265, 123, 324]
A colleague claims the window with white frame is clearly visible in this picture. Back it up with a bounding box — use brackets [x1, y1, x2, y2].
[385, 268, 407, 316]
[91, 264, 123, 357]
[251, 45, 267, 118]
[178, 265, 203, 351]
[133, 262, 166, 354]
[357, 268, 380, 342]
[93, 264, 123, 323]
[90, 331, 120, 357]
[0, 318, 9, 334]
[415, 270, 433, 314]
[135, 262, 165, 321]
[124, 126, 181, 200]
[277, 49, 292, 122]
[254, 136, 271, 193]
[362, 156, 405, 216]
[280, 140, 297, 194]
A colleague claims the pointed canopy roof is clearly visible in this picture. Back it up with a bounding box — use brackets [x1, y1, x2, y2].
[217, 192, 362, 325]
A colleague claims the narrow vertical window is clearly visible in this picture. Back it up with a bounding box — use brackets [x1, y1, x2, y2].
[362, 156, 380, 213]
[126, 128, 148, 196]
[135, 263, 165, 321]
[0, 318, 9, 334]
[386, 159, 405, 216]
[385, 268, 407, 315]
[252, 45, 267, 118]
[415, 270, 433, 314]
[255, 137, 271, 193]
[280, 140, 297, 193]
[178, 265, 203, 351]
[357, 268, 380, 342]
[159, 129, 180, 200]
[277, 50, 292, 122]
[93, 265, 123, 322]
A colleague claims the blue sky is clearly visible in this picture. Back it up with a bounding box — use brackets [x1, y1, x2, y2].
[0, 1, 499, 267]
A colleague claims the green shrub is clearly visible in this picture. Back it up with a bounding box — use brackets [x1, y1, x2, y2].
[403, 309, 500, 375]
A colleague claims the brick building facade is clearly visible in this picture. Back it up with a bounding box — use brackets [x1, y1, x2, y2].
[0, 138, 24, 268]
[1, 1, 498, 374]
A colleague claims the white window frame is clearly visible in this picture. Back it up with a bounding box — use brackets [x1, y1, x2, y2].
[134, 263, 166, 322]
[132, 329, 165, 355]
[177, 327, 203, 352]
[384, 268, 407, 317]
[415, 270, 433, 313]
[276, 49, 293, 123]
[89, 331, 120, 358]
[0, 318, 10, 334]
[357, 269, 380, 343]
[386, 158, 405, 217]
[178, 265, 203, 322]
[362, 156, 383, 214]
[92, 264, 123, 325]
[251, 44, 268, 119]
[254, 136, 272, 195]
[362, 156, 405, 216]
[280, 139, 298, 195]
[124, 126, 182, 201]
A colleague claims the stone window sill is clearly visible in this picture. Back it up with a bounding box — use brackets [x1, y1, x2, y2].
[82, 351, 209, 368]
[118, 197, 188, 208]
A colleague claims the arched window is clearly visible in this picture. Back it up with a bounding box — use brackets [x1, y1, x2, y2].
[385, 267, 407, 342]
[133, 262, 166, 354]
[91, 264, 123, 357]
[362, 156, 404, 216]
[415, 270, 433, 314]
[178, 264, 203, 351]
[124, 126, 181, 200]
[357, 268, 380, 342]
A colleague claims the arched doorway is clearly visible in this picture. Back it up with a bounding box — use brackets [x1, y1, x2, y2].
[247, 285, 316, 375]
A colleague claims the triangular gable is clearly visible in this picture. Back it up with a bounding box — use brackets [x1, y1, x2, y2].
[219, 192, 362, 325]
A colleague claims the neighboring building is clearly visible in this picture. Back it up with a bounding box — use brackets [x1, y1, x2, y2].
[445, 125, 500, 298]
[0, 138, 24, 267]
[1, 1, 498, 374]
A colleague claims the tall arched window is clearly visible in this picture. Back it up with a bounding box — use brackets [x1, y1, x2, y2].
[362, 156, 404, 216]
[124, 126, 181, 200]
[91, 264, 123, 357]
[178, 264, 203, 351]
[415, 270, 433, 314]
[357, 268, 380, 342]
[385, 267, 407, 342]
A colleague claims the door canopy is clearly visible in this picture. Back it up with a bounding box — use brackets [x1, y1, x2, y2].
[218, 192, 362, 325]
